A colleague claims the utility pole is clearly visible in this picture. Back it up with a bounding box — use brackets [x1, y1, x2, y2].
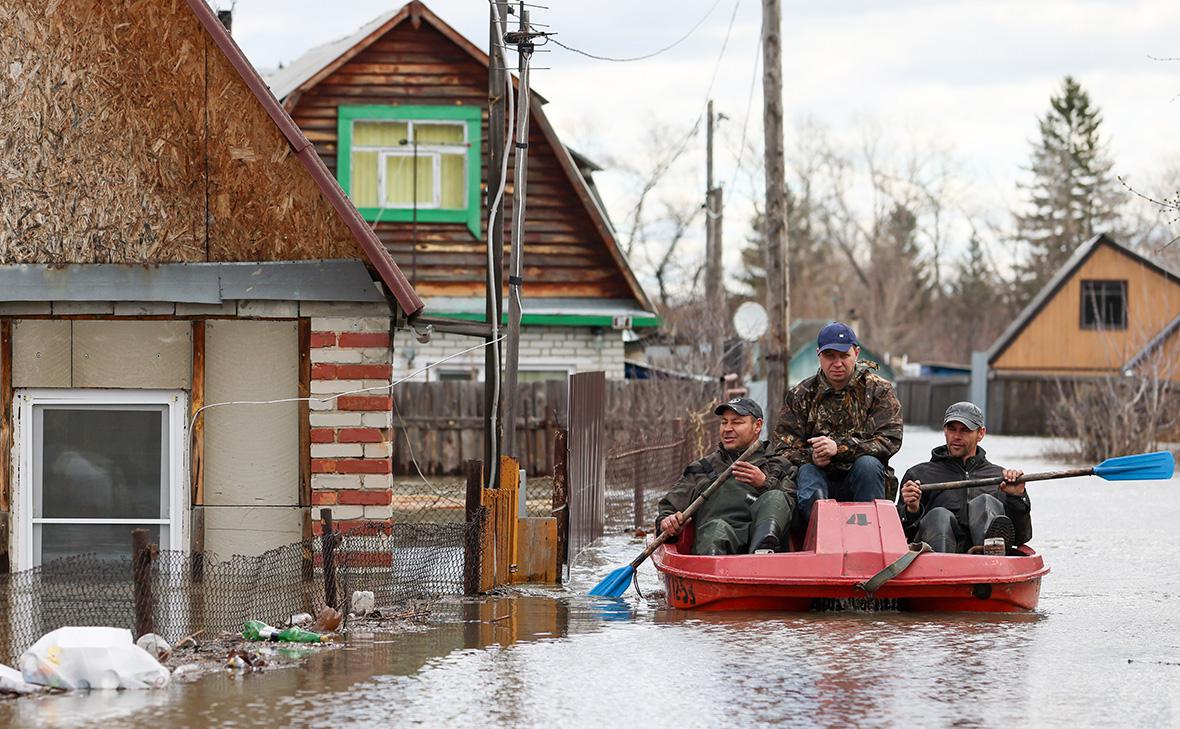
[761, 0, 790, 418]
[484, 2, 508, 487]
[502, 3, 538, 460]
[704, 100, 725, 370]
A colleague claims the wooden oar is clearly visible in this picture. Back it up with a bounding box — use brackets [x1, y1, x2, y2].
[919, 450, 1175, 493]
[588, 439, 762, 598]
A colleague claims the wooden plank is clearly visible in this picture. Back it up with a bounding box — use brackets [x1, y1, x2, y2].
[511, 517, 557, 584]
[190, 321, 206, 507]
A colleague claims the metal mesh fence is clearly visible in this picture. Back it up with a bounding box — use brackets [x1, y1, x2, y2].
[0, 520, 482, 664]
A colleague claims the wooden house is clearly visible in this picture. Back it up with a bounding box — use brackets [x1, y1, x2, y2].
[266, 1, 658, 382]
[0, 0, 424, 568]
[987, 234, 1180, 379]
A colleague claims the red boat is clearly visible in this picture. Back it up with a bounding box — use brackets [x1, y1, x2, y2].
[652, 499, 1049, 612]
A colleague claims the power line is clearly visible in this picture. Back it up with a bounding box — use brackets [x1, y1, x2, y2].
[547, 0, 724, 62]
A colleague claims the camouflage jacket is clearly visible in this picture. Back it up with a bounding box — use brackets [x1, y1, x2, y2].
[773, 364, 903, 473]
[656, 441, 797, 531]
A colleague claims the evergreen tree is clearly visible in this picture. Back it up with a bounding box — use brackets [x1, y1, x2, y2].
[945, 235, 1011, 360]
[1015, 76, 1124, 303]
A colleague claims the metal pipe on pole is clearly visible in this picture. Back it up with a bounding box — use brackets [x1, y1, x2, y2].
[484, 2, 509, 488]
[761, 0, 790, 420]
[502, 3, 534, 460]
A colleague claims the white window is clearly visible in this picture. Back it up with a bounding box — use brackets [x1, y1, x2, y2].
[16, 390, 187, 570]
[349, 120, 468, 210]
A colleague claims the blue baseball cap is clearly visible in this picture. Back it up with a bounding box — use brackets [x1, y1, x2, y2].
[817, 322, 858, 353]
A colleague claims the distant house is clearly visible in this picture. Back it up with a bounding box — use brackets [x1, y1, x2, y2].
[267, 1, 658, 382]
[0, 1, 422, 568]
[987, 234, 1180, 379]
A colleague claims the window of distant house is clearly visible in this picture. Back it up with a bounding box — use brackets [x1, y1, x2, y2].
[337, 106, 482, 238]
[1079, 280, 1128, 330]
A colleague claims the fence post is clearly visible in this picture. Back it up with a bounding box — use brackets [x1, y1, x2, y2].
[463, 460, 482, 595]
[131, 529, 154, 639]
[552, 428, 568, 581]
[321, 509, 337, 610]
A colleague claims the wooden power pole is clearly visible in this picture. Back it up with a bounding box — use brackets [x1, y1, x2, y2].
[484, 3, 508, 487]
[705, 100, 725, 368]
[502, 3, 537, 460]
[761, 0, 790, 417]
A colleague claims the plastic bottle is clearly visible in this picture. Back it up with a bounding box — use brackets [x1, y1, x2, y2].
[242, 620, 328, 643]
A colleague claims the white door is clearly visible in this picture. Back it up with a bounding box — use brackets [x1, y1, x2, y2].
[16, 389, 186, 570]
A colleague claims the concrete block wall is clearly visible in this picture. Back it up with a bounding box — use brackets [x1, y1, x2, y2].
[308, 316, 395, 532]
[392, 326, 626, 381]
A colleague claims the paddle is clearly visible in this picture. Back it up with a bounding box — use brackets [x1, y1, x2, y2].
[918, 451, 1175, 493]
[588, 439, 762, 598]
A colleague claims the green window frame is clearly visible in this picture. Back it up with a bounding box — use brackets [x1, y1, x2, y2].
[337, 105, 482, 238]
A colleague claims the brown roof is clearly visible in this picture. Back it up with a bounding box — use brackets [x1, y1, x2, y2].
[183, 0, 423, 317]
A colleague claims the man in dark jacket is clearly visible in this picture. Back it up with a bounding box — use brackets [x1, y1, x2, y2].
[774, 322, 903, 523]
[899, 401, 1031, 553]
[657, 398, 796, 555]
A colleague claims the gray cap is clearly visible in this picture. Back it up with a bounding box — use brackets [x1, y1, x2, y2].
[943, 401, 984, 430]
[714, 397, 764, 421]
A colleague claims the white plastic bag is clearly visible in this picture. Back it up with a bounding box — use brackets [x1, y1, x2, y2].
[0, 663, 37, 694]
[19, 627, 171, 690]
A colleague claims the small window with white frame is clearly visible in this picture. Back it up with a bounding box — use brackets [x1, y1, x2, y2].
[349, 119, 469, 211]
[16, 390, 186, 569]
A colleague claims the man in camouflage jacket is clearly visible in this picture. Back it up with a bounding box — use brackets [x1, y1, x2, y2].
[657, 398, 797, 555]
[774, 322, 903, 524]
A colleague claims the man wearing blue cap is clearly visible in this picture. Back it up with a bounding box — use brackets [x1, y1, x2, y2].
[657, 397, 796, 555]
[774, 322, 903, 524]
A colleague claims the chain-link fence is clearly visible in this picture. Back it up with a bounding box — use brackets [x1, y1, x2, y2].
[0, 519, 482, 664]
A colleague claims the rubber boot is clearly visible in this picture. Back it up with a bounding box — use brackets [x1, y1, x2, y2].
[748, 519, 781, 553]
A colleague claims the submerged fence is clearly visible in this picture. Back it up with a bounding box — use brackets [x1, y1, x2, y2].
[0, 518, 483, 664]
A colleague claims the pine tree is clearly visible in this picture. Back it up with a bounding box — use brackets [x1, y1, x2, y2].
[945, 235, 1010, 360]
[1015, 76, 1124, 303]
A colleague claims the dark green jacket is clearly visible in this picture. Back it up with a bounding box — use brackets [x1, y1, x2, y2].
[774, 363, 903, 469]
[656, 441, 796, 532]
[898, 445, 1032, 545]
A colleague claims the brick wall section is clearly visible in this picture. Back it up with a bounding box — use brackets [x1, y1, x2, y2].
[391, 327, 626, 381]
[308, 316, 395, 532]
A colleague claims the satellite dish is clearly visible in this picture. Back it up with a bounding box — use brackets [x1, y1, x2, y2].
[733, 301, 769, 342]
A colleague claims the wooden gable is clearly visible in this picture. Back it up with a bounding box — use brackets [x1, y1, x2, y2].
[279, 2, 652, 306]
[990, 237, 1180, 374]
[0, 0, 360, 265]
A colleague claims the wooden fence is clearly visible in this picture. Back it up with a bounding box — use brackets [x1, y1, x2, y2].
[392, 379, 717, 476]
[895, 376, 971, 429]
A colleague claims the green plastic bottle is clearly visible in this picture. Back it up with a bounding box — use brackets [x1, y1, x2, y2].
[242, 620, 327, 643]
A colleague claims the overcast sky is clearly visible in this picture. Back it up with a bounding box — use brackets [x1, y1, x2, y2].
[224, 0, 1180, 287]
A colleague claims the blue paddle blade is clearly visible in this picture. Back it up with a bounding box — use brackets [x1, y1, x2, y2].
[1094, 451, 1176, 481]
[588, 565, 635, 597]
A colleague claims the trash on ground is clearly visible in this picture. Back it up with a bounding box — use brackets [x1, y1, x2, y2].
[171, 663, 203, 682]
[241, 620, 328, 644]
[225, 647, 268, 673]
[351, 590, 376, 616]
[19, 627, 170, 690]
[0, 663, 38, 695]
[135, 633, 171, 660]
[288, 612, 314, 627]
[311, 607, 343, 633]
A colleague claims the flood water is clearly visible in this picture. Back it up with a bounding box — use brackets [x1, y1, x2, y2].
[5, 428, 1180, 728]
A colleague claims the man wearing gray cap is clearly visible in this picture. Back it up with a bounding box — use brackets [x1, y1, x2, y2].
[657, 397, 796, 555]
[898, 401, 1031, 553]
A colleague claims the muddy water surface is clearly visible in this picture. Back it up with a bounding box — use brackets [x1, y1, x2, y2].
[4, 430, 1180, 728]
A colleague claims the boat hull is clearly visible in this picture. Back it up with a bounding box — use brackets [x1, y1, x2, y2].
[653, 500, 1048, 612]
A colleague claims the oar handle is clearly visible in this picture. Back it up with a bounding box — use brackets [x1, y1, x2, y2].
[919, 467, 1094, 493]
[630, 439, 762, 568]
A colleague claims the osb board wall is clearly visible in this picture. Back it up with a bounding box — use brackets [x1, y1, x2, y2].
[993, 243, 1180, 372]
[291, 20, 633, 299]
[0, 0, 359, 264]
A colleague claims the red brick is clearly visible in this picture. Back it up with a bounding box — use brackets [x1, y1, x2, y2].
[337, 427, 385, 443]
[338, 332, 390, 348]
[310, 428, 336, 444]
[312, 491, 337, 505]
[310, 332, 336, 348]
[332, 520, 393, 536]
[335, 364, 391, 379]
[337, 490, 391, 506]
[312, 364, 338, 380]
[338, 396, 392, 411]
[335, 459, 391, 474]
[311, 459, 337, 473]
